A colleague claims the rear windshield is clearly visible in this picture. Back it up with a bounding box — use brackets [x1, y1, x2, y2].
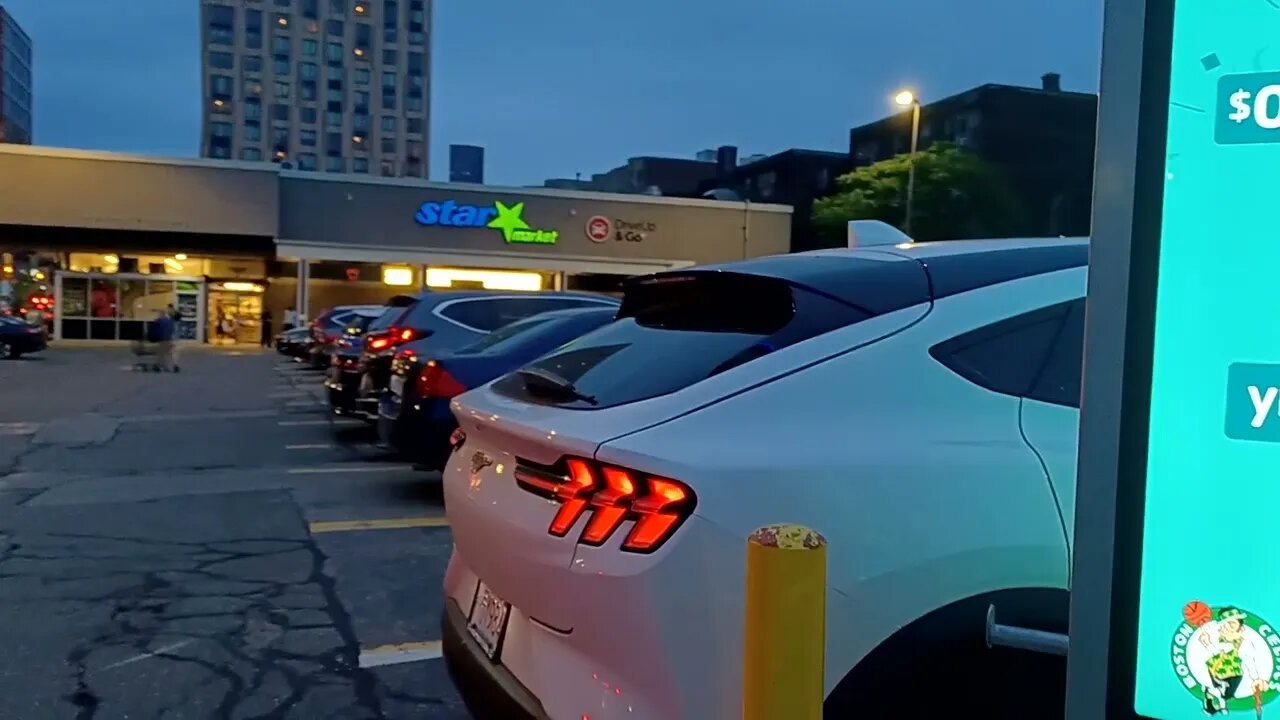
[457, 315, 554, 353]
[367, 304, 409, 332]
[407, 295, 614, 332]
[491, 272, 869, 409]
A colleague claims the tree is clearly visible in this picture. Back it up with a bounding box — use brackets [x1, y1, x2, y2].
[811, 143, 1025, 244]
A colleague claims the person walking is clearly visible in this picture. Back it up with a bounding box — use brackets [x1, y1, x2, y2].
[152, 309, 179, 372]
[261, 308, 274, 347]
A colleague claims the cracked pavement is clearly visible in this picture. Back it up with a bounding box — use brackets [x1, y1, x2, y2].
[0, 347, 465, 719]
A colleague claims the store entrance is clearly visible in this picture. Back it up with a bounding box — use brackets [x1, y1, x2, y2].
[207, 283, 264, 345]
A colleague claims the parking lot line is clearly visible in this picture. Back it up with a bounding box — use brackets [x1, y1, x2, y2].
[308, 516, 449, 533]
[358, 640, 443, 668]
[285, 443, 334, 450]
[288, 464, 412, 475]
[277, 419, 361, 427]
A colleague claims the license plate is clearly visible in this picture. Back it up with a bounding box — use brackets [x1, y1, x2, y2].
[466, 581, 511, 660]
[389, 375, 404, 397]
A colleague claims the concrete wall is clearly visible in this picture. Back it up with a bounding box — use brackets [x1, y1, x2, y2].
[0, 146, 277, 236]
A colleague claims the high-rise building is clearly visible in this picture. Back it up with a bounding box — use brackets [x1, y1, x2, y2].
[0, 4, 33, 144]
[199, 0, 431, 177]
[447, 143, 483, 183]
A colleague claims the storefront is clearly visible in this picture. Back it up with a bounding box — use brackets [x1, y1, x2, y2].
[0, 145, 793, 344]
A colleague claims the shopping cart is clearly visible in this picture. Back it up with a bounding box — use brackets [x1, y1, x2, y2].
[130, 339, 162, 372]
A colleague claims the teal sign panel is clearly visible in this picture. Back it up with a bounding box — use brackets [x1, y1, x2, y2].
[1134, 2, 1280, 717]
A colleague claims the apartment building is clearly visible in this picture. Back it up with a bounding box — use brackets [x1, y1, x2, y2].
[0, 4, 33, 144]
[199, 0, 431, 177]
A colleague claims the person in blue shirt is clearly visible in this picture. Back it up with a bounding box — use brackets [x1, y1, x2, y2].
[150, 309, 178, 372]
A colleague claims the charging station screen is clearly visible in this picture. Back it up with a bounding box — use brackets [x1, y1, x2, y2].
[1133, 2, 1280, 717]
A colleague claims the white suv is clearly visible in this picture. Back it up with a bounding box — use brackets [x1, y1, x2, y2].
[439, 238, 1086, 719]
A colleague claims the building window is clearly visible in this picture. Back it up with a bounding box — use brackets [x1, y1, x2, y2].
[275, 0, 291, 5]
[326, 42, 344, 65]
[300, 81, 317, 100]
[380, 159, 395, 176]
[271, 103, 290, 122]
[209, 51, 234, 70]
[302, 38, 318, 56]
[326, 132, 343, 153]
[326, 155, 345, 172]
[353, 114, 369, 132]
[272, 127, 289, 149]
[274, 58, 290, 75]
[380, 115, 395, 132]
[299, 61, 318, 80]
[330, 0, 346, 15]
[405, 96, 423, 111]
[381, 136, 395, 153]
[210, 74, 234, 97]
[406, 117, 423, 134]
[326, 111, 343, 129]
[275, 81, 290, 99]
[353, 157, 369, 173]
[246, 9, 263, 49]
[301, 0, 318, 19]
[243, 56, 263, 74]
[327, 19, 344, 36]
[272, 35, 291, 55]
[355, 68, 370, 84]
[355, 23, 371, 51]
[210, 121, 233, 138]
[241, 148, 263, 161]
[210, 145, 231, 159]
[382, 48, 397, 66]
[328, 75, 344, 91]
[406, 157, 423, 177]
[406, 139, 423, 161]
[298, 153, 318, 170]
[207, 5, 235, 45]
[381, 91, 396, 110]
[354, 90, 369, 111]
[211, 99, 232, 114]
[244, 98, 262, 119]
[407, 52, 423, 74]
[244, 123, 262, 141]
[381, 70, 396, 88]
[301, 129, 317, 145]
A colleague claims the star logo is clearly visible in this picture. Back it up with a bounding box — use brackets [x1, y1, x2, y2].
[486, 201, 531, 243]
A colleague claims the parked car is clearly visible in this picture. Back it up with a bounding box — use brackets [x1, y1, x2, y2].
[325, 298, 418, 416]
[0, 315, 47, 359]
[351, 291, 619, 419]
[439, 238, 1088, 719]
[275, 326, 312, 360]
[309, 306, 383, 370]
[306, 304, 385, 369]
[378, 306, 618, 468]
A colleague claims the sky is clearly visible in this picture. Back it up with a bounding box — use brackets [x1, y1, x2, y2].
[2, 0, 1103, 186]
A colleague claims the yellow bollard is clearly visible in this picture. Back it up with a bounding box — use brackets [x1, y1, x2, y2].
[743, 523, 827, 720]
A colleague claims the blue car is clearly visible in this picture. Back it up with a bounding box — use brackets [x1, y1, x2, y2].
[378, 307, 618, 469]
[0, 315, 47, 359]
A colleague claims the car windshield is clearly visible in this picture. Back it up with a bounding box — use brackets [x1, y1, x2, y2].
[457, 316, 555, 353]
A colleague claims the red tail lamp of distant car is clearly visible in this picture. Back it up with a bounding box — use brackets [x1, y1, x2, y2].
[514, 458, 695, 553]
[417, 360, 467, 398]
[369, 327, 417, 352]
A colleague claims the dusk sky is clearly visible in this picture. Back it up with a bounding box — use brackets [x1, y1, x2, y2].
[3, 0, 1103, 186]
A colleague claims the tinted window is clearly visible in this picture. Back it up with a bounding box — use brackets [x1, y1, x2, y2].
[1028, 299, 1085, 408]
[929, 300, 1077, 401]
[459, 316, 554, 352]
[492, 274, 869, 409]
[435, 297, 614, 332]
[367, 304, 408, 331]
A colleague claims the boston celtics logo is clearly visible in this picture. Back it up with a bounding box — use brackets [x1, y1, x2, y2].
[1172, 601, 1280, 716]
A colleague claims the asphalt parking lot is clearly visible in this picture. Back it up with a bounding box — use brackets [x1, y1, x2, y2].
[0, 345, 467, 719]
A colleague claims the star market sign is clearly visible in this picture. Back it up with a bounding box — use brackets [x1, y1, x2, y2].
[413, 199, 559, 245]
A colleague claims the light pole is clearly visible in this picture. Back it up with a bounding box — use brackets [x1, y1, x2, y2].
[894, 89, 921, 236]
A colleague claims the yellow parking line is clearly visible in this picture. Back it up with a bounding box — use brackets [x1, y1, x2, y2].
[308, 516, 449, 534]
[358, 640, 443, 668]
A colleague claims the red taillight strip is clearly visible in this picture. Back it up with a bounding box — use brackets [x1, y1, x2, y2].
[514, 457, 695, 553]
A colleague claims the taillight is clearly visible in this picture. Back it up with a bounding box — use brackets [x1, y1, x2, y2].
[397, 328, 416, 343]
[515, 458, 695, 553]
[417, 360, 467, 398]
[368, 335, 390, 351]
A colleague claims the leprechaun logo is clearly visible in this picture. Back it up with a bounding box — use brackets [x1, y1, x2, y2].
[1171, 601, 1280, 716]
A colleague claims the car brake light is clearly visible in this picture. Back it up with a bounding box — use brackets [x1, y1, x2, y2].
[515, 458, 695, 553]
[397, 328, 416, 342]
[417, 360, 467, 398]
[368, 335, 390, 350]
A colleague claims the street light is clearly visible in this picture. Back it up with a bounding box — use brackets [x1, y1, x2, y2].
[894, 89, 922, 237]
